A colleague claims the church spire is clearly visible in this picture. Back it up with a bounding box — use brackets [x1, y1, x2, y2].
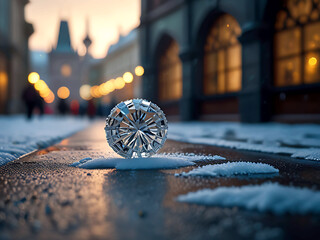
[55, 20, 73, 52]
[83, 18, 92, 55]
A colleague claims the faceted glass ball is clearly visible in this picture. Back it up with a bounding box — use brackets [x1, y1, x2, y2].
[105, 99, 168, 158]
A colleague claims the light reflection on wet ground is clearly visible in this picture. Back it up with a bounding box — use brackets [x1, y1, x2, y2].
[0, 121, 320, 240]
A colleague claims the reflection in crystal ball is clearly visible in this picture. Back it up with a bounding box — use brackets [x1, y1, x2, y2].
[105, 99, 168, 158]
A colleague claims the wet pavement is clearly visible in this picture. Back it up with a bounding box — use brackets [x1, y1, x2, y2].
[0, 121, 320, 240]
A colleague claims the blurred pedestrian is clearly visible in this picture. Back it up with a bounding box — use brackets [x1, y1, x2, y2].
[79, 101, 87, 117]
[70, 100, 80, 115]
[87, 99, 96, 119]
[22, 84, 38, 120]
[57, 99, 69, 115]
[36, 94, 44, 117]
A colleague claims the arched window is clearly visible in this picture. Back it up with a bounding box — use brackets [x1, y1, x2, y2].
[274, 0, 320, 87]
[203, 14, 242, 95]
[158, 39, 182, 101]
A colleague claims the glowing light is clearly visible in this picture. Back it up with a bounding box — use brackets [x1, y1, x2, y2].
[0, 72, 8, 86]
[114, 77, 125, 89]
[99, 82, 109, 95]
[0, 72, 8, 100]
[105, 80, 115, 92]
[123, 72, 133, 83]
[28, 72, 40, 84]
[44, 92, 55, 103]
[34, 80, 47, 91]
[308, 57, 317, 66]
[57, 86, 70, 99]
[39, 88, 51, 98]
[135, 66, 144, 76]
[61, 64, 72, 77]
[98, 84, 107, 96]
[227, 24, 230, 28]
[80, 84, 92, 100]
[90, 85, 101, 98]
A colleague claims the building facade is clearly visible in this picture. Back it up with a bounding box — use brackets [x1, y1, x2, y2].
[49, 20, 92, 110]
[0, 0, 33, 114]
[140, 0, 320, 122]
[94, 29, 141, 104]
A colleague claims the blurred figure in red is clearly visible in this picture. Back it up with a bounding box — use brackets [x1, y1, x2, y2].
[87, 99, 96, 119]
[70, 100, 80, 115]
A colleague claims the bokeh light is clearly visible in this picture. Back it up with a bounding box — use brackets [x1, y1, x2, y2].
[99, 82, 109, 95]
[114, 77, 125, 89]
[105, 80, 115, 92]
[123, 72, 133, 83]
[308, 57, 317, 66]
[39, 88, 51, 98]
[28, 72, 40, 84]
[34, 80, 47, 91]
[60, 64, 72, 77]
[57, 86, 70, 99]
[90, 85, 101, 98]
[135, 66, 144, 76]
[44, 91, 55, 103]
[80, 84, 92, 100]
[98, 83, 108, 96]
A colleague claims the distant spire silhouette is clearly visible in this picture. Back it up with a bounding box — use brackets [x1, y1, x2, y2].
[83, 17, 92, 55]
[55, 20, 73, 53]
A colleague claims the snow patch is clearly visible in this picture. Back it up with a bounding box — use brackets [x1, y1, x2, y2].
[177, 183, 320, 215]
[0, 116, 89, 166]
[70, 152, 225, 170]
[157, 152, 226, 162]
[176, 162, 279, 177]
[72, 156, 195, 170]
[168, 122, 320, 161]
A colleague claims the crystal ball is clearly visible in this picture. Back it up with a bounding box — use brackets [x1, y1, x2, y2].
[105, 99, 168, 158]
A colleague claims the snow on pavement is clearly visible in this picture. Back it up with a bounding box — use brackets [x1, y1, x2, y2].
[70, 153, 226, 170]
[168, 122, 320, 161]
[177, 183, 320, 215]
[0, 115, 90, 166]
[175, 162, 279, 177]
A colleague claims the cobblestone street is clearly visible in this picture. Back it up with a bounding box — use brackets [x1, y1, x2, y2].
[1, 121, 320, 240]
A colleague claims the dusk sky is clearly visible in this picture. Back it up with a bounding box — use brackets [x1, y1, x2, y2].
[25, 0, 141, 59]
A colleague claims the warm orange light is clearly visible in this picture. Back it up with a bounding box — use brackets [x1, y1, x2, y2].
[123, 72, 133, 83]
[34, 80, 47, 91]
[135, 66, 144, 76]
[28, 72, 40, 84]
[105, 80, 115, 92]
[80, 84, 92, 100]
[0, 72, 8, 86]
[39, 88, 51, 98]
[98, 82, 109, 96]
[308, 57, 317, 66]
[114, 77, 125, 89]
[57, 86, 70, 99]
[90, 85, 101, 98]
[44, 92, 55, 103]
[61, 64, 72, 77]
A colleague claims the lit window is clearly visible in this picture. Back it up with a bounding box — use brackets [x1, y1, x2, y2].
[158, 39, 182, 101]
[61, 64, 72, 77]
[203, 14, 242, 95]
[274, 0, 320, 86]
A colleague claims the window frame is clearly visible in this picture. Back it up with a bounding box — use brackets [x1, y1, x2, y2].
[274, 0, 320, 87]
[202, 14, 242, 96]
[157, 39, 182, 102]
